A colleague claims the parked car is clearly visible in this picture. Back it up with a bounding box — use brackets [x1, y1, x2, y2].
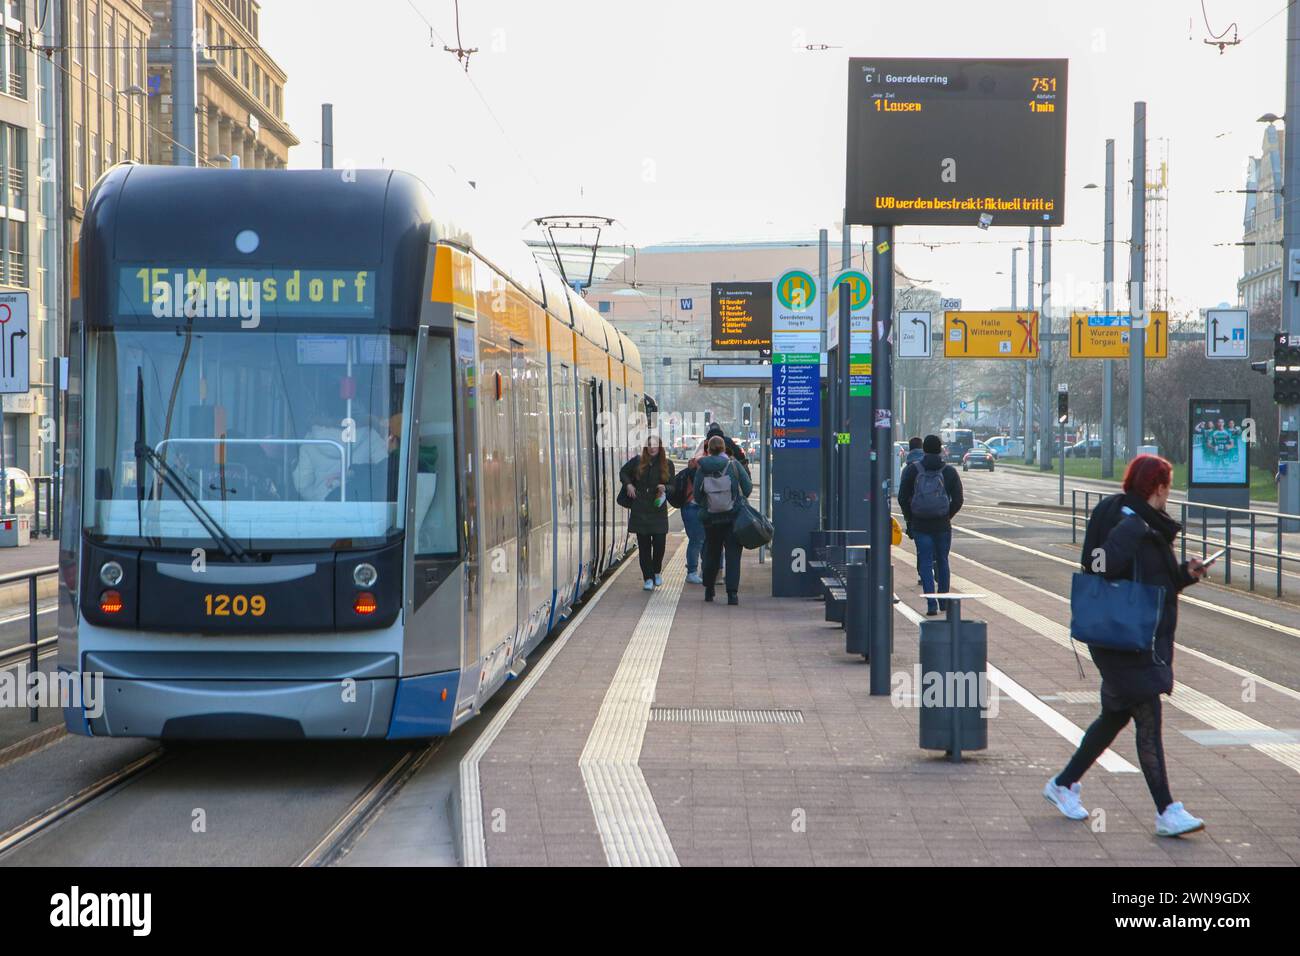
[983, 435, 1025, 459]
[962, 447, 995, 472]
[1066, 438, 1103, 458]
[0, 467, 35, 512]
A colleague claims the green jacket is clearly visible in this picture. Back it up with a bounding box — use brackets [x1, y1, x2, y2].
[695, 454, 752, 525]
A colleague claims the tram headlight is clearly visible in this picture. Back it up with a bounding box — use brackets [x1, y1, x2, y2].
[99, 561, 124, 587]
[353, 563, 378, 588]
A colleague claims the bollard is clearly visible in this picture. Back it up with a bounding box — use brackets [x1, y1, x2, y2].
[918, 593, 988, 762]
[845, 550, 870, 657]
[869, 560, 893, 694]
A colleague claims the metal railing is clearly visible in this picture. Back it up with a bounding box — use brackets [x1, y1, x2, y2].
[1071, 489, 1300, 597]
[0, 565, 59, 722]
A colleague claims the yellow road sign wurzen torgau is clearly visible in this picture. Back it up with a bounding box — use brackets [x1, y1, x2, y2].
[1068, 312, 1168, 359]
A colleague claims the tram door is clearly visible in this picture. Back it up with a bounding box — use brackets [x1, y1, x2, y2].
[586, 379, 602, 577]
[510, 342, 529, 646]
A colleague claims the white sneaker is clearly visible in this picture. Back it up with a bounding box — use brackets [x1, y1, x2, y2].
[643, 579, 654, 591]
[685, 572, 703, 585]
[1155, 801, 1204, 837]
[1043, 777, 1089, 821]
[654, 574, 663, 586]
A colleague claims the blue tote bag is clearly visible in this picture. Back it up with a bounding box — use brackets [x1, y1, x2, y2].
[1070, 538, 1166, 654]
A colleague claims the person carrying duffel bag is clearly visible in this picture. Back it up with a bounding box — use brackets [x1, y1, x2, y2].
[1044, 453, 1209, 838]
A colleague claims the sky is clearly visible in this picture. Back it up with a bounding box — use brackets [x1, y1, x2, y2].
[260, 0, 1292, 318]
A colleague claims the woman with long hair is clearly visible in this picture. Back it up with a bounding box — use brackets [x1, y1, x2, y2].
[1044, 454, 1209, 837]
[619, 433, 675, 591]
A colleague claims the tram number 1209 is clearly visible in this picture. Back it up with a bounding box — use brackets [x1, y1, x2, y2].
[203, 593, 268, 617]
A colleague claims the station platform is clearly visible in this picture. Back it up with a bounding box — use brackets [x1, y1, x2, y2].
[449, 531, 1300, 867]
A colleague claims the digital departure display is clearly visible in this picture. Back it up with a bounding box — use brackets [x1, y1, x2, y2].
[845, 57, 1068, 227]
[711, 282, 772, 350]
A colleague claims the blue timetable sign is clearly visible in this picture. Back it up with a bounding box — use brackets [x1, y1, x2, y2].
[773, 354, 820, 449]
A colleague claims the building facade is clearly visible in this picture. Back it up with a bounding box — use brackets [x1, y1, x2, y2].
[1240, 123, 1283, 310]
[0, 0, 81, 481]
[144, 0, 297, 168]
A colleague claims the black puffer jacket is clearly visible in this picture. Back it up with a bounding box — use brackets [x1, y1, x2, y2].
[897, 453, 964, 535]
[619, 454, 675, 535]
[1079, 493, 1199, 708]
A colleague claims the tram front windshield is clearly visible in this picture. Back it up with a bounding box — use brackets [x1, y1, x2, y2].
[84, 329, 415, 551]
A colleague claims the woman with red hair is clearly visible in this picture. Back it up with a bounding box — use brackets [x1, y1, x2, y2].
[1043, 454, 1210, 837]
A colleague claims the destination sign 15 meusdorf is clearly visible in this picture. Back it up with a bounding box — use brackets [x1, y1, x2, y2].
[845, 57, 1068, 228]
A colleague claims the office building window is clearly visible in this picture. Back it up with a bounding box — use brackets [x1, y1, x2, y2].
[87, 2, 98, 76]
[0, 29, 26, 98]
[0, 124, 27, 287]
[71, 2, 81, 66]
[90, 132, 99, 182]
[104, 13, 115, 99]
[3, 124, 24, 212]
[74, 124, 84, 189]
[2, 416, 15, 469]
[119, 28, 129, 92]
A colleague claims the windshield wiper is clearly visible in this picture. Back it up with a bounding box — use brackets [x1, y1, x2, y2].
[134, 366, 250, 563]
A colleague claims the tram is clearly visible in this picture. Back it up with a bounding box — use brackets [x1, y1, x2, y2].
[58, 165, 644, 738]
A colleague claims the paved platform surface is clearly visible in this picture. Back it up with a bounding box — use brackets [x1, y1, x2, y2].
[458, 524, 1300, 867]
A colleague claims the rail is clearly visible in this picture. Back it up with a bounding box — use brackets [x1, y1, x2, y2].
[0, 565, 60, 723]
[1071, 489, 1300, 598]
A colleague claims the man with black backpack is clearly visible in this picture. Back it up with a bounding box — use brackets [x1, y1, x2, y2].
[897, 434, 964, 616]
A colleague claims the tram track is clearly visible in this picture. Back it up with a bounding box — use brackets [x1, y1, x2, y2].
[0, 747, 168, 858]
[297, 740, 443, 867]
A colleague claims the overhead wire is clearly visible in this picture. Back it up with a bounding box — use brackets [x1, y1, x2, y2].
[404, 0, 538, 184]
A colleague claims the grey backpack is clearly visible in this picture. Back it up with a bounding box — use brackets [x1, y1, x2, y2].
[700, 464, 738, 515]
[911, 468, 950, 519]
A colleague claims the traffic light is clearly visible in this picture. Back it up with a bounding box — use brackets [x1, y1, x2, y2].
[704, 410, 712, 425]
[741, 403, 752, 427]
[1057, 385, 1069, 424]
[1275, 333, 1300, 404]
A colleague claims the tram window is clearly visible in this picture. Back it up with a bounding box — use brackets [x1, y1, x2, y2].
[84, 329, 415, 550]
[415, 334, 457, 557]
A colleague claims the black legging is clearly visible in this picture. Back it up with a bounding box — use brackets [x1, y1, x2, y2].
[1056, 696, 1173, 813]
[637, 533, 666, 580]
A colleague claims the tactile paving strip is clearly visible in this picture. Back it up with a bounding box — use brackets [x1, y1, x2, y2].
[648, 707, 804, 724]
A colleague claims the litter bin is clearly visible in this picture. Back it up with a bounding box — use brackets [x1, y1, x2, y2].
[0, 514, 30, 547]
[918, 594, 988, 761]
[845, 546, 870, 656]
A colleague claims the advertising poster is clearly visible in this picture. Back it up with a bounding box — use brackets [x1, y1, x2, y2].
[1188, 399, 1250, 488]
